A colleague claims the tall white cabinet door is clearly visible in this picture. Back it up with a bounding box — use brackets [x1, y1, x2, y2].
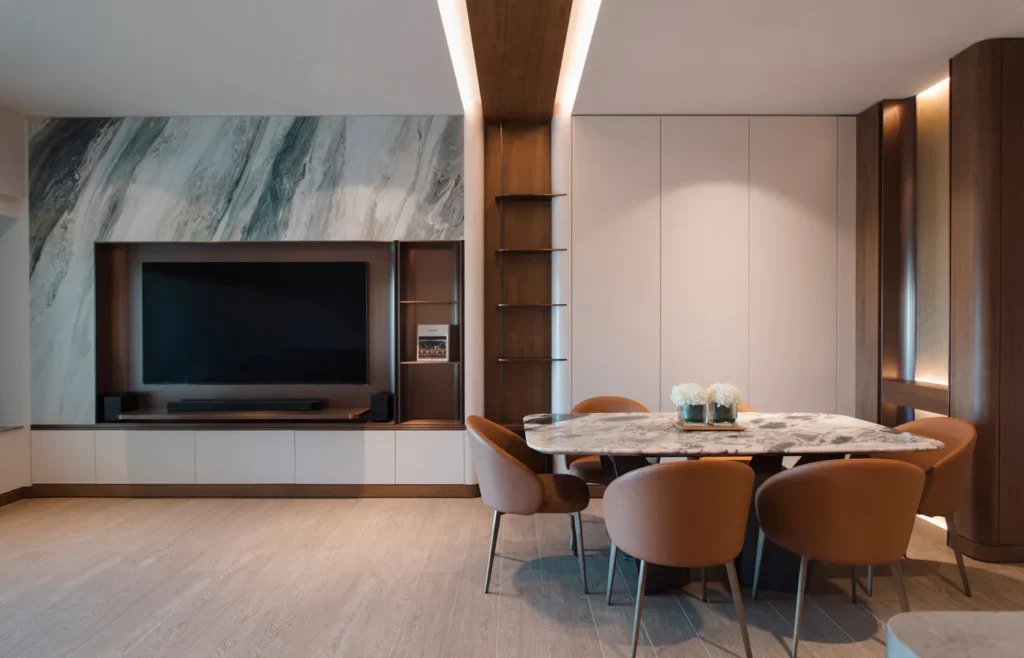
[749, 117, 838, 412]
[571, 116, 662, 411]
[660, 117, 750, 410]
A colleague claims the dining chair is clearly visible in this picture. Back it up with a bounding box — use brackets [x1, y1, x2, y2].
[604, 460, 755, 658]
[752, 459, 925, 657]
[866, 417, 977, 597]
[467, 415, 591, 594]
[566, 396, 651, 485]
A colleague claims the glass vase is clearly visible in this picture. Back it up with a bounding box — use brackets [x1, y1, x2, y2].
[713, 403, 738, 424]
[678, 403, 706, 425]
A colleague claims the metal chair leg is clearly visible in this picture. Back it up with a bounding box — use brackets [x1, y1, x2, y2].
[850, 566, 857, 604]
[752, 528, 765, 600]
[484, 510, 502, 593]
[701, 567, 708, 602]
[792, 556, 809, 657]
[946, 515, 972, 597]
[573, 511, 589, 594]
[726, 561, 753, 658]
[606, 543, 618, 605]
[891, 560, 911, 612]
[629, 560, 649, 658]
[867, 565, 873, 596]
[569, 514, 578, 556]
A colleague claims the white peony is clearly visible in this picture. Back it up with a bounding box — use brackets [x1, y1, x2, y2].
[670, 383, 706, 407]
[707, 383, 744, 407]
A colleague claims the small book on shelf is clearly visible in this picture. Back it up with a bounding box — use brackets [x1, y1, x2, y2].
[417, 325, 451, 361]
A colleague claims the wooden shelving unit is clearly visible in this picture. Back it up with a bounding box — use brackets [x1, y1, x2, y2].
[395, 241, 464, 426]
[484, 122, 566, 431]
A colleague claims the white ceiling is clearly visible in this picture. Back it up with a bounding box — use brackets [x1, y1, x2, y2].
[576, 0, 1024, 115]
[0, 0, 462, 116]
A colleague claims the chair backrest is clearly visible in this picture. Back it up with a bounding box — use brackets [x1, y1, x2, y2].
[756, 459, 925, 565]
[571, 396, 650, 414]
[604, 460, 754, 568]
[738, 404, 755, 412]
[890, 417, 977, 516]
[467, 416, 544, 515]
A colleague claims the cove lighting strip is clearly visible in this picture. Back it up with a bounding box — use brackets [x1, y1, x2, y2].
[437, 0, 482, 114]
[555, 0, 603, 116]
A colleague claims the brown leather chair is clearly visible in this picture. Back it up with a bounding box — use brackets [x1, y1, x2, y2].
[467, 415, 590, 594]
[866, 417, 977, 597]
[605, 460, 755, 658]
[753, 459, 925, 657]
[565, 396, 650, 486]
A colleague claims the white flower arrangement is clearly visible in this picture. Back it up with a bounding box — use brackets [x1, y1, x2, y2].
[707, 383, 744, 408]
[670, 382, 706, 407]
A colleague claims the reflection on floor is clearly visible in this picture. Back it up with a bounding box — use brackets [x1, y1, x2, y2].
[0, 497, 1021, 657]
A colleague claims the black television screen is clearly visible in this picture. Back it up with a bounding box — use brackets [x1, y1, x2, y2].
[142, 261, 369, 384]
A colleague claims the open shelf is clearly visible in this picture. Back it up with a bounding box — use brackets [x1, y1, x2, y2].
[397, 419, 467, 430]
[495, 193, 566, 201]
[400, 300, 459, 305]
[497, 248, 567, 254]
[497, 357, 567, 363]
[400, 360, 461, 365]
[497, 303, 566, 308]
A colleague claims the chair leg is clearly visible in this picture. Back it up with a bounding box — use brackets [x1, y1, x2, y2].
[891, 560, 911, 612]
[726, 561, 753, 658]
[606, 542, 618, 605]
[945, 515, 972, 597]
[569, 514, 578, 556]
[850, 566, 857, 604]
[867, 565, 873, 596]
[701, 567, 708, 602]
[484, 510, 502, 594]
[573, 511, 589, 594]
[752, 528, 766, 600]
[630, 560, 649, 658]
[792, 556, 809, 658]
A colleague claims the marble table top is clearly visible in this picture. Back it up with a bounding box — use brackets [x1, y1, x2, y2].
[523, 412, 944, 457]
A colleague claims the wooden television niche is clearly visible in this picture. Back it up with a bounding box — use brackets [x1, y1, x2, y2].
[94, 240, 464, 428]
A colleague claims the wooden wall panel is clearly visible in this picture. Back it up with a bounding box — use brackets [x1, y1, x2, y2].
[855, 105, 881, 423]
[749, 117, 838, 413]
[571, 116, 661, 411]
[483, 124, 504, 421]
[659, 117, 749, 411]
[999, 40, 1024, 546]
[951, 39, 1003, 547]
[880, 98, 917, 427]
[466, 0, 573, 121]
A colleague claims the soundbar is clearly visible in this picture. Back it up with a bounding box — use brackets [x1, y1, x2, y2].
[167, 399, 324, 413]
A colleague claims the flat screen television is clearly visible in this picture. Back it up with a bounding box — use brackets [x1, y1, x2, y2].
[142, 261, 369, 385]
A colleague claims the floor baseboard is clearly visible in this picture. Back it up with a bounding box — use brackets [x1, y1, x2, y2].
[25, 483, 481, 499]
[0, 486, 30, 508]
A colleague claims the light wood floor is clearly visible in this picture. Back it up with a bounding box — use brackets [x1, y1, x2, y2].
[0, 497, 1022, 658]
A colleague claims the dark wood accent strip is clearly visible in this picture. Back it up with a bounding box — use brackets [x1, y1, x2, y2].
[879, 379, 950, 416]
[0, 486, 29, 508]
[466, 0, 573, 121]
[880, 98, 917, 427]
[856, 104, 881, 423]
[955, 535, 1024, 563]
[951, 39, 1004, 548]
[495, 193, 567, 201]
[32, 422, 466, 432]
[26, 484, 481, 499]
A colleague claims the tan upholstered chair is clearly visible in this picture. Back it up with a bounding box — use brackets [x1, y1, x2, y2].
[866, 417, 977, 597]
[467, 415, 591, 594]
[604, 460, 755, 658]
[753, 460, 925, 657]
[565, 396, 650, 485]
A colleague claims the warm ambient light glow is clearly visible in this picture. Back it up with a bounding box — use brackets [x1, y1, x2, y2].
[437, 0, 481, 114]
[918, 77, 950, 98]
[554, 0, 603, 116]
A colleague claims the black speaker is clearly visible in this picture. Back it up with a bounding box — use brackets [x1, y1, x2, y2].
[369, 391, 394, 422]
[101, 393, 139, 422]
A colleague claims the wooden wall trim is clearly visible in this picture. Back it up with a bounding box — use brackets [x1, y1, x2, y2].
[956, 535, 1024, 563]
[880, 98, 917, 427]
[26, 484, 481, 499]
[0, 486, 29, 508]
[466, 0, 573, 120]
[880, 379, 949, 416]
[855, 104, 881, 423]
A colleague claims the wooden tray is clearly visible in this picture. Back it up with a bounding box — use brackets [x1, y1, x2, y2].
[673, 421, 748, 432]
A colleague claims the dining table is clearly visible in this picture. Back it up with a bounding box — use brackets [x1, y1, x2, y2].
[523, 411, 945, 594]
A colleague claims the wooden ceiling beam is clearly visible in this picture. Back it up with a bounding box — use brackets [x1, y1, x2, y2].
[466, 0, 573, 121]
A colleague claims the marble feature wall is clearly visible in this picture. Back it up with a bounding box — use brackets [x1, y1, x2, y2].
[29, 115, 464, 424]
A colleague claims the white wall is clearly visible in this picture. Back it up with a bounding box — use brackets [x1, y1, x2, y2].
[0, 108, 31, 495]
[570, 115, 856, 413]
